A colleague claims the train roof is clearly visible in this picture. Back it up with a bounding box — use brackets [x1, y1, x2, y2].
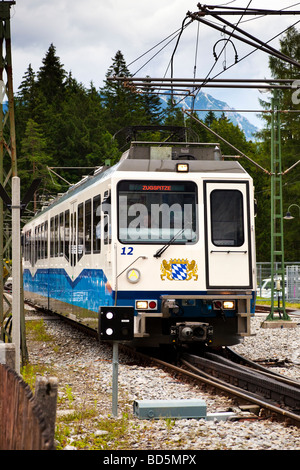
[29, 141, 249, 221]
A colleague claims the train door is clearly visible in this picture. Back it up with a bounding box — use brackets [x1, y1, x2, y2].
[204, 181, 252, 289]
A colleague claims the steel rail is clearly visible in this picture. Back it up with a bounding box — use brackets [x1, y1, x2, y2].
[180, 352, 300, 425]
[225, 346, 300, 389]
[141, 352, 300, 426]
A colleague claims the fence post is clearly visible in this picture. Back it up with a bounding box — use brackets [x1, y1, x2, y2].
[0, 343, 15, 370]
[33, 376, 58, 449]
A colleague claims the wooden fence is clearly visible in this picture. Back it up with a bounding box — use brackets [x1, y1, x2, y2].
[0, 363, 57, 450]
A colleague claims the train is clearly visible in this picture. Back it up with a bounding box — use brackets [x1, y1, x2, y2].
[22, 134, 256, 350]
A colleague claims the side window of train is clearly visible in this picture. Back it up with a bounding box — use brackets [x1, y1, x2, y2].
[45, 221, 48, 259]
[25, 230, 30, 261]
[35, 227, 38, 264]
[64, 210, 69, 261]
[93, 195, 101, 253]
[70, 212, 77, 267]
[210, 189, 244, 247]
[85, 199, 91, 254]
[59, 212, 64, 256]
[40, 224, 44, 259]
[50, 217, 54, 257]
[77, 203, 84, 261]
[55, 215, 59, 257]
[103, 190, 111, 245]
[30, 229, 34, 266]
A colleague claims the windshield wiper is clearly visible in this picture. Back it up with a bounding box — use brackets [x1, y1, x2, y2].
[153, 226, 190, 259]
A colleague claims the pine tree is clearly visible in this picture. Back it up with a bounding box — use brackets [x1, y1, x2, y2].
[204, 110, 217, 127]
[101, 51, 146, 145]
[19, 119, 58, 209]
[163, 98, 185, 127]
[140, 77, 163, 125]
[17, 63, 36, 104]
[36, 43, 67, 104]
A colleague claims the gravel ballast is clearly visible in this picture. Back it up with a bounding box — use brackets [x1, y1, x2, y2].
[25, 307, 300, 451]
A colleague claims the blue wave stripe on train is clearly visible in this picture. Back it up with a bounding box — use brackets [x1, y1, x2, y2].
[23, 268, 114, 312]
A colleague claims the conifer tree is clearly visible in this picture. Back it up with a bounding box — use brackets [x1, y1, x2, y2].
[163, 98, 185, 127]
[36, 43, 67, 104]
[140, 77, 163, 125]
[19, 119, 58, 209]
[101, 51, 146, 145]
[17, 64, 36, 104]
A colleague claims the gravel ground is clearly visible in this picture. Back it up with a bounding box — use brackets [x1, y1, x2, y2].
[24, 306, 300, 451]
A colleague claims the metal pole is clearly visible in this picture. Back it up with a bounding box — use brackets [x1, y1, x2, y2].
[112, 341, 119, 417]
[11, 176, 20, 373]
[267, 93, 289, 321]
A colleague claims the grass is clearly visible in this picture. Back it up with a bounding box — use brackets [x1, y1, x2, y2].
[256, 298, 300, 309]
[56, 412, 132, 450]
[25, 319, 54, 342]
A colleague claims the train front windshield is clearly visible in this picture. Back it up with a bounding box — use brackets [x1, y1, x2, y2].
[118, 181, 197, 244]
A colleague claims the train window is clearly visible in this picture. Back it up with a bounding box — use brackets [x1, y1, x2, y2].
[85, 199, 91, 254]
[104, 214, 111, 245]
[93, 195, 101, 253]
[25, 230, 31, 261]
[70, 212, 77, 267]
[54, 215, 59, 257]
[31, 229, 35, 265]
[59, 212, 64, 256]
[45, 221, 48, 259]
[50, 217, 54, 257]
[64, 210, 69, 261]
[41, 224, 44, 259]
[210, 189, 244, 247]
[35, 227, 38, 263]
[77, 203, 84, 261]
[118, 181, 197, 244]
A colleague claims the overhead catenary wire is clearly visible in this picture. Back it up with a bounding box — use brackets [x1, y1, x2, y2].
[112, 4, 300, 138]
[127, 3, 300, 81]
[191, 0, 252, 95]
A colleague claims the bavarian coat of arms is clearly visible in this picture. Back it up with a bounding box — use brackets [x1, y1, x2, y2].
[160, 259, 198, 281]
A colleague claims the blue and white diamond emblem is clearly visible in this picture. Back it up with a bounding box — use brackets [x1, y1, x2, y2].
[171, 263, 187, 280]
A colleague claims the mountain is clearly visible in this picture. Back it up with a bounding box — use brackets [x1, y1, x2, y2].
[160, 91, 258, 141]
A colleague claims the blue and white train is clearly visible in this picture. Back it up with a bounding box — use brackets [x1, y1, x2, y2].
[22, 138, 256, 349]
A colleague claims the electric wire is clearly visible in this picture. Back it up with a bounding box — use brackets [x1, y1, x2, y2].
[196, 0, 253, 87]
[124, 4, 300, 124]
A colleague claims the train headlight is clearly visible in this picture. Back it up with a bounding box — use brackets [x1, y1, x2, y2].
[213, 300, 235, 310]
[223, 301, 235, 310]
[176, 163, 189, 172]
[136, 300, 148, 310]
[127, 268, 141, 283]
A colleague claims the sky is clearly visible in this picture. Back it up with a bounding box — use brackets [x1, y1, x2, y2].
[9, 1, 300, 128]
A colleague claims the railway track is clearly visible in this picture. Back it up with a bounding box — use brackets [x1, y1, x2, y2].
[25, 301, 300, 427]
[139, 350, 300, 427]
